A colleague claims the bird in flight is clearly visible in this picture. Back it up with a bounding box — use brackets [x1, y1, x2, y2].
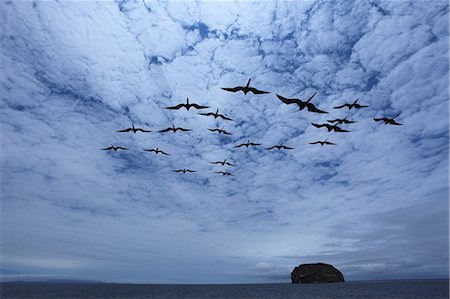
[173, 169, 196, 173]
[199, 109, 233, 120]
[101, 145, 129, 151]
[266, 142, 294, 150]
[158, 125, 192, 133]
[213, 170, 233, 176]
[234, 140, 261, 148]
[209, 159, 236, 166]
[117, 123, 151, 133]
[334, 99, 368, 109]
[309, 139, 336, 146]
[143, 148, 170, 155]
[221, 78, 270, 95]
[311, 123, 350, 132]
[208, 127, 232, 135]
[327, 115, 357, 125]
[165, 98, 209, 110]
[373, 113, 402, 125]
[275, 92, 328, 114]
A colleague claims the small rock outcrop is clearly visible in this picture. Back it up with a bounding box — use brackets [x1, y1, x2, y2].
[291, 263, 345, 283]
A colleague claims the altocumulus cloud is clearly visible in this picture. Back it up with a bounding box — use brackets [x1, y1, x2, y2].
[0, 0, 448, 283]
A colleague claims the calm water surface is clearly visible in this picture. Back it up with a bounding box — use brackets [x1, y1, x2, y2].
[1, 279, 448, 299]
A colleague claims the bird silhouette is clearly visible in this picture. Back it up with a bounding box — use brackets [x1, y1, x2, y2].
[334, 99, 368, 109]
[199, 109, 233, 120]
[234, 140, 261, 148]
[209, 159, 236, 166]
[213, 171, 233, 176]
[276, 92, 328, 114]
[373, 113, 402, 125]
[165, 98, 209, 110]
[309, 139, 336, 146]
[208, 127, 232, 135]
[327, 115, 357, 124]
[266, 142, 294, 150]
[101, 145, 129, 151]
[143, 148, 170, 155]
[117, 123, 151, 133]
[221, 78, 270, 95]
[158, 124, 192, 133]
[173, 169, 196, 173]
[311, 123, 350, 132]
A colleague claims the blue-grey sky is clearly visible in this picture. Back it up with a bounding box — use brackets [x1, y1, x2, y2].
[0, 0, 448, 283]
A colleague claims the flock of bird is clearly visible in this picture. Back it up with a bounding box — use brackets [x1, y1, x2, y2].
[102, 78, 402, 176]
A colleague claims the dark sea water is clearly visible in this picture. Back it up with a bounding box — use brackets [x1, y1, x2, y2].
[1, 280, 448, 299]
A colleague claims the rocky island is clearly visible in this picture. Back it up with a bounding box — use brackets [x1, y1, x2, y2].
[291, 263, 345, 283]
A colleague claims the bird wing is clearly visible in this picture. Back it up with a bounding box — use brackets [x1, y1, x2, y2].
[234, 143, 245, 148]
[390, 120, 402, 125]
[308, 141, 320, 145]
[333, 103, 348, 109]
[306, 103, 328, 114]
[249, 142, 261, 146]
[209, 161, 220, 165]
[225, 162, 236, 166]
[354, 104, 368, 108]
[186, 170, 196, 172]
[276, 94, 301, 105]
[101, 146, 114, 150]
[281, 146, 294, 149]
[222, 130, 232, 135]
[191, 104, 210, 109]
[266, 146, 276, 150]
[136, 128, 151, 132]
[165, 104, 185, 110]
[221, 86, 244, 93]
[373, 118, 383, 122]
[117, 128, 132, 132]
[343, 119, 357, 123]
[218, 114, 233, 121]
[199, 112, 214, 116]
[173, 170, 182, 172]
[311, 123, 325, 128]
[325, 141, 336, 145]
[158, 128, 172, 132]
[333, 126, 350, 132]
[248, 87, 270, 94]
[327, 119, 339, 123]
[225, 172, 234, 176]
[160, 151, 170, 155]
[177, 127, 191, 131]
[116, 147, 129, 150]
[208, 128, 219, 132]
[213, 171, 224, 174]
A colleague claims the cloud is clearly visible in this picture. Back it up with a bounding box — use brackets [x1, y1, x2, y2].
[0, 0, 448, 283]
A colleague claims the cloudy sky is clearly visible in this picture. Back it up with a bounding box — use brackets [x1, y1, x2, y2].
[0, 0, 448, 283]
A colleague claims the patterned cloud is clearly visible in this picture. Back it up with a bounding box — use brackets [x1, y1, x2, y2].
[0, 0, 448, 283]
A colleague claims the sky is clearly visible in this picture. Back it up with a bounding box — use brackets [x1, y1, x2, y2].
[0, 0, 448, 284]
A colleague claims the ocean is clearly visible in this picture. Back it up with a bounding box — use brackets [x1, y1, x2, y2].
[1, 279, 448, 299]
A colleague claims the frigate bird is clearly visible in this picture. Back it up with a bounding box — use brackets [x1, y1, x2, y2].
[373, 113, 402, 125]
[209, 159, 235, 166]
[275, 92, 328, 114]
[143, 148, 170, 155]
[213, 170, 233, 176]
[173, 169, 196, 173]
[165, 98, 209, 110]
[327, 115, 357, 124]
[334, 99, 368, 109]
[221, 78, 270, 95]
[101, 145, 129, 151]
[208, 127, 232, 135]
[266, 142, 294, 150]
[117, 123, 151, 133]
[158, 125, 192, 133]
[309, 139, 336, 146]
[234, 140, 261, 148]
[199, 109, 232, 120]
[311, 123, 350, 132]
